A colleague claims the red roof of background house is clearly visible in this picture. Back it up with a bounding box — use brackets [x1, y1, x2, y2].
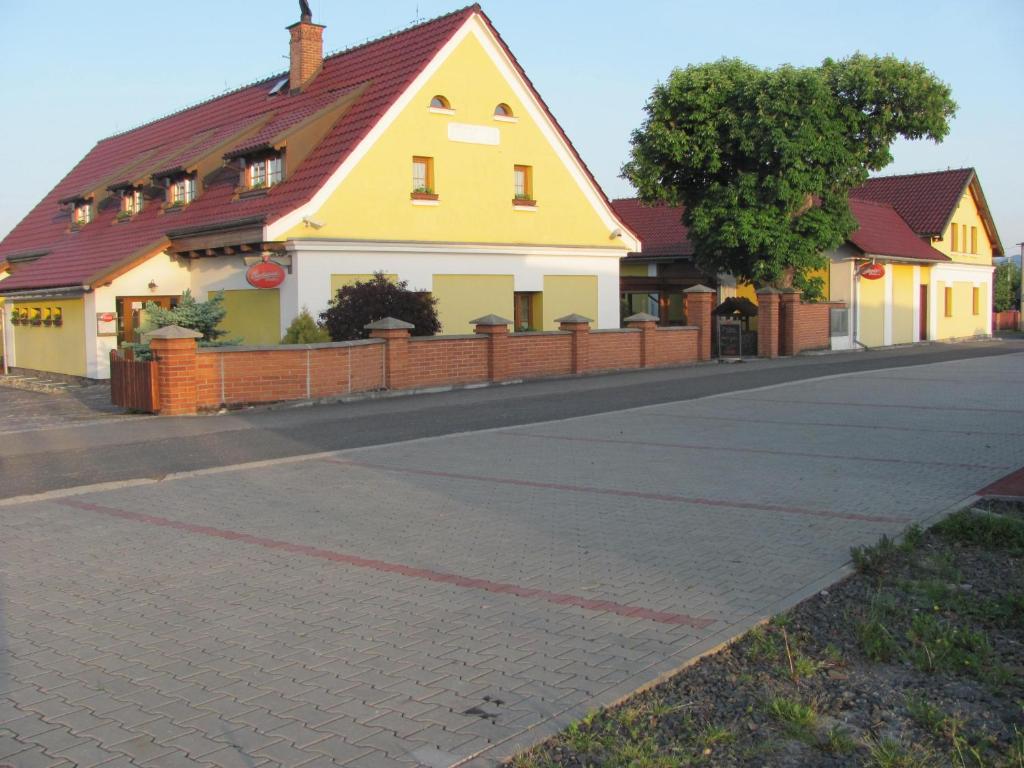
[847, 199, 948, 261]
[849, 168, 973, 237]
[610, 199, 692, 258]
[1, 5, 627, 294]
[613, 196, 948, 263]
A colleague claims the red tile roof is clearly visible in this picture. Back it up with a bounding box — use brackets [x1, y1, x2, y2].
[610, 199, 692, 258]
[613, 196, 948, 263]
[849, 168, 973, 237]
[847, 199, 948, 262]
[0, 6, 483, 292]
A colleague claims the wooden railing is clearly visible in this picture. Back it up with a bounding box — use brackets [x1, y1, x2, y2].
[110, 349, 160, 412]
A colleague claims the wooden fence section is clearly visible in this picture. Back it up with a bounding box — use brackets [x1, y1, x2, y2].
[110, 349, 160, 412]
[993, 309, 1020, 331]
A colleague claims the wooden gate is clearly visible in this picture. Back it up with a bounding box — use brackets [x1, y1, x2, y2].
[110, 349, 160, 412]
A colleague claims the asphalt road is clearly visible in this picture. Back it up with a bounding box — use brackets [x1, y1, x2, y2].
[2, 340, 1022, 500]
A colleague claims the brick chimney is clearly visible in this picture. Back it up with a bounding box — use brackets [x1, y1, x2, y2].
[287, 5, 325, 93]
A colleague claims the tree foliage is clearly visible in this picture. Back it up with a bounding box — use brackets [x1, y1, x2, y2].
[143, 289, 231, 343]
[282, 307, 331, 344]
[624, 54, 956, 289]
[993, 260, 1021, 312]
[320, 272, 441, 340]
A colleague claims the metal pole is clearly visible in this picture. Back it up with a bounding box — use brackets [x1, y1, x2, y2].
[1, 304, 8, 376]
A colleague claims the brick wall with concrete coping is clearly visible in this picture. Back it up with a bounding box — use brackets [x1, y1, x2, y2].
[142, 287, 716, 414]
[756, 288, 846, 358]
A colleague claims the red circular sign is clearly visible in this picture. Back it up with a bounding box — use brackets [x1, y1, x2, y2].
[859, 263, 886, 280]
[246, 261, 286, 289]
[99, 312, 116, 322]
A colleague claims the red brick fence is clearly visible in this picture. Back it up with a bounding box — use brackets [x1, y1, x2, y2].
[756, 288, 845, 358]
[120, 285, 839, 415]
[138, 286, 717, 415]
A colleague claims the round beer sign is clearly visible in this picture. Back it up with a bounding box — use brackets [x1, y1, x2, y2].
[859, 263, 885, 280]
[246, 260, 286, 289]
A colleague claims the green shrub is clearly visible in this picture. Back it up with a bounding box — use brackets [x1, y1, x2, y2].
[282, 308, 331, 344]
[320, 272, 440, 340]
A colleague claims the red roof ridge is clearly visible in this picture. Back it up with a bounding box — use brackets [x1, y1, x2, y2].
[320, 4, 479, 63]
[99, 5, 481, 145]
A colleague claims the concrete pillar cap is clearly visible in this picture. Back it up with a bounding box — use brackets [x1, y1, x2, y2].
[623, 313, 659, 323]
[683, 284, 716, 294]
[756, 287, 781, 295]
[469, 314, 512, 326]
[143, 325, 202, 341]
[364, 317, 415, 330]
[554, 314, 593, 324]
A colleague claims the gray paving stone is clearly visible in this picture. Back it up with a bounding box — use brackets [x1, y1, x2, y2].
[3, 354, 1023, 768]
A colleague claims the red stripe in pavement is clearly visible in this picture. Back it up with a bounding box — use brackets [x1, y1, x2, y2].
[502, 432, 1009, 471]
[740, 397, 1024, 415]
[324, 458, 908, 524]
[56, 499, 713, 629]
[978, 465, 1024, 498]
[660, 413, 1019, 438]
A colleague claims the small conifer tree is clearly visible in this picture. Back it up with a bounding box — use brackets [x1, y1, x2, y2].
[143, 289, 230, 342]
[282, 308, 331, 344]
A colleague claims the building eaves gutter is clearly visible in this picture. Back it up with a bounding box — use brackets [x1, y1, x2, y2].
[166, 216, 267, 240]
[0, 285, 89, 301]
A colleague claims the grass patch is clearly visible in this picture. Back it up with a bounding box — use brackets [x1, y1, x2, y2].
[865, 736, 937, 767]
[933, 509, 1024, 552]
[765, 695, 818, 743]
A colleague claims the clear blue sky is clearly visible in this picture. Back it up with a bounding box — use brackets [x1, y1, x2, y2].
[2, 0, 1021, 257]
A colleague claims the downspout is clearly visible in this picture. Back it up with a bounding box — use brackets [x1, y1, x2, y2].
[1, 303, 7, 375]
[852, 262, 869, 350]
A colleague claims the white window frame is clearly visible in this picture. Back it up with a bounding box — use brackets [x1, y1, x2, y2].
[247, 155, 283, 190]
[169, 175, 196, 205]
[73, 201, 92, 225]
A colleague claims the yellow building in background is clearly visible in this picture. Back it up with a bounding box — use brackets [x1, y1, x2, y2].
[616, 168, 1003, 352]
[838, 168, 1003, 347]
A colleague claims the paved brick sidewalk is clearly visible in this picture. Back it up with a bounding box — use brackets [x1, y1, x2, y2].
[0, 385, 130, 435]
[1, 353, 1022, 767]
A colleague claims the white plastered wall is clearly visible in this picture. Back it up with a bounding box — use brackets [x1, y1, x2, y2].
[91, 252, 192, 378]
[289, 241, 622, 333]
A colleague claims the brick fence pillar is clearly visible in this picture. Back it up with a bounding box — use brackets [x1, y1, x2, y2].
[756, 288, 781, 358]
[147, 325, 202, 416]
[624, 313, 658, 367]
[683, 284, 716, 361]
[366, 317, 413, 390]
[779, 288, 802, 356]
[556, 314, 592, 374]
[471, 314, 512, 382]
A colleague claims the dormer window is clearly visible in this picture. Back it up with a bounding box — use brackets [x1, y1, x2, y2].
[72, 200, 92, 226]
[120, 188, 144, 218]
[246, 153, 284, 190]
[167, 174, 197, 207]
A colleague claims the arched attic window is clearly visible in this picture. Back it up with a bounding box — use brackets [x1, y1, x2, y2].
[494, 103, 515, 120]
[429, 95, 453, 111]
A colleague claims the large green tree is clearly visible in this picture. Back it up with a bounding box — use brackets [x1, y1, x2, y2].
[623, 55, 956, 293]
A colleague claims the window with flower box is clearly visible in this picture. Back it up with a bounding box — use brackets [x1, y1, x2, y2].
[246, 154, 284, 191]
[119, 188, 144, 219]
[167, 175, 197, 207]
[72, 200, 92, 226]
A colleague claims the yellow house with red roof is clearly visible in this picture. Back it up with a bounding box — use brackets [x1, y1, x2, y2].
[0, 5, 637, 380]
[614, 168, 1003, 351]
